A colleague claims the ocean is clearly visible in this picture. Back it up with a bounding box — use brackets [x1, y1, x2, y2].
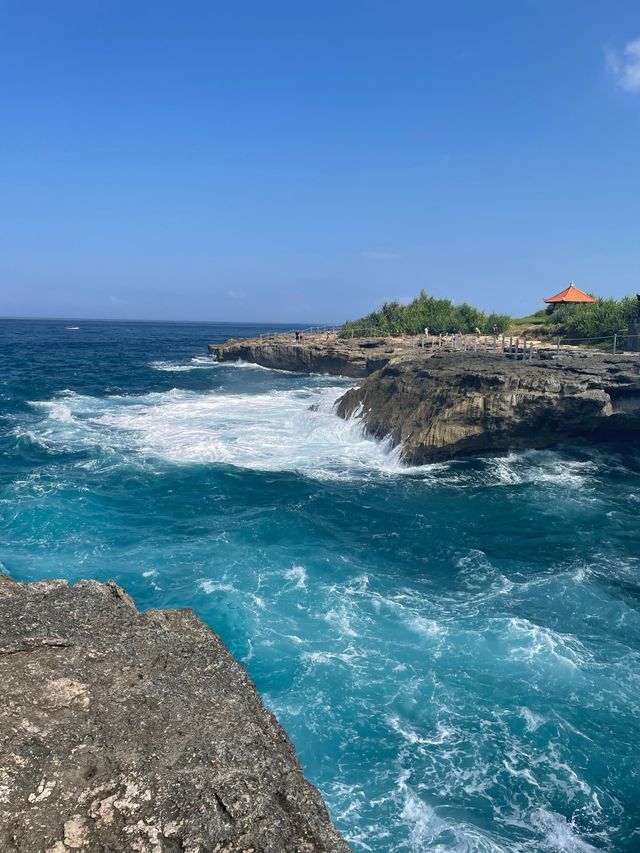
[1, 318, 639, 852]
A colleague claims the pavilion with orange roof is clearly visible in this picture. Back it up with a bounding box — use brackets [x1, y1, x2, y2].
[544, 282, 599, 304]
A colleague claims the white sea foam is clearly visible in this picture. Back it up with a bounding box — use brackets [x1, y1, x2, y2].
[22, 377, 625, 489]
[529, 809, 599, 852]
[519, 707, 546, 732]
[198, 579, 236, 594]
[504, 617, 589, 668]
[26, 385, 408, 479]
[398, 786, 509, 853]
[149, 356, 218, 372]
[486, 452, 598, 489]
[385, 715, 431, 745]
[284, 565, 307, 589]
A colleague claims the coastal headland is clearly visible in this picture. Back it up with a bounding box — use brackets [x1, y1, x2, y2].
[210, 334, 640, 462]
[210, 331, 404, 377]
[0, 574, 349, 853]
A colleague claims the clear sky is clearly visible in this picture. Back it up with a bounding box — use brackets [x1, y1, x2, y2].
[1, 1, 639, 322]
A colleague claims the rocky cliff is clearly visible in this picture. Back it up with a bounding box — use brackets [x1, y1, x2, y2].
[0, 575, 349, 853]
[209, 334, 413, 377]
[336, 350, 640, 464]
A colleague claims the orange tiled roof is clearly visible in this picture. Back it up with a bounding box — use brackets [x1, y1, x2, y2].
[544, 282, 599, 304]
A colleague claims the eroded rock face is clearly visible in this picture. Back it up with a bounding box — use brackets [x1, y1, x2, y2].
[209, 337, 403, 377]
[0, 575, 350, 853]
[336, 351, 640, 464]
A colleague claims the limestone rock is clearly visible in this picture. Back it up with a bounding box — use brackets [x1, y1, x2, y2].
[0, 575, 350, 853]
[335, 351, 640, 463]
[209, 336, 405, 377]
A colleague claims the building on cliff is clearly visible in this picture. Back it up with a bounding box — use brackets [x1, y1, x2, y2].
[544, 282, 599, 305]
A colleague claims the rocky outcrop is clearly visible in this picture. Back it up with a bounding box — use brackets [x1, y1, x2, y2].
[0, 575, 349, 853]
[209, 335, 414, 378]
[336, 350, 640, 464]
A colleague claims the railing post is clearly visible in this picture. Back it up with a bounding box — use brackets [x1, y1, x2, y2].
[557, 338, 561, 354]
[501, 334, 505, 353]
[613, 333, 617, 355]
[509, 336, 513, 355]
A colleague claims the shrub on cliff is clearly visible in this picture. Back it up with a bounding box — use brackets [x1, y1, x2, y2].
[544, 297, 637, 341]
[339, 291, 511, 338]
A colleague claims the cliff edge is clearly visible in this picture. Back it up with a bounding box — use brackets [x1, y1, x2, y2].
[209, 334, 414, 377]
[336, 350, 640, 463]
[0, 575, 349, 853]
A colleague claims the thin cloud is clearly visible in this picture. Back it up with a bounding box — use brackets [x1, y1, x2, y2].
[607, 37, 640, 93]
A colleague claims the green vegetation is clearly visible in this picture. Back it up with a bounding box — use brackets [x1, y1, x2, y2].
[339, 291, 638, 344]
[543, 297, 637, 341]
[509, 297, 637, 342]
[510, 310, 548, 328]
[339, 291, 511, 338]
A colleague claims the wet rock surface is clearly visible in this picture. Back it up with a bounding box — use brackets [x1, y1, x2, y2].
[336, 350, 640, 463]
[0, 575, 350, 853]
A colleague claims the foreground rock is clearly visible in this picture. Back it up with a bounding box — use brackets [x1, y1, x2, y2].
[209, 333, 418, 377]
[0, 575, 349, 853]
[336, 350, 640, 463]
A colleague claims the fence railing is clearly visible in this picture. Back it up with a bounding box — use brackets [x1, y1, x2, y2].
[416, 330, 640, 359]
[256, 324, 342, 343]
[249, 324, 640, 359]
[553, 332, 638, 355]
[430, 333, 539, 360]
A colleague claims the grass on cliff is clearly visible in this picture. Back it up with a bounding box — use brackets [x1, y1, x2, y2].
[510, 298, 637, 342]
[339, 291, 511, 338]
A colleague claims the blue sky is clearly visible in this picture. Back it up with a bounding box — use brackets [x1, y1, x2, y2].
[1, 1, 639, 322]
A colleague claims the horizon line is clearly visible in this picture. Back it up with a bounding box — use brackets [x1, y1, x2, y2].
[0, 315, 344, 326]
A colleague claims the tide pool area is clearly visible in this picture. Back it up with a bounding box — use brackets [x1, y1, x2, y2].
[1, 319, 640, 852]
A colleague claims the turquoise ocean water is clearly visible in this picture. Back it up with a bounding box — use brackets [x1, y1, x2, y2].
[1, 319, 639, 852]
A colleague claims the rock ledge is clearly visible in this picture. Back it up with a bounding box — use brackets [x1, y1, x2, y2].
[336, 350, 640, 463]
[0, 574, 349, 853]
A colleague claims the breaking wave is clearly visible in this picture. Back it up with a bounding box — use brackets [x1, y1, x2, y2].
[17, 384, 622, 491]
[21, 384, 403, 479]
